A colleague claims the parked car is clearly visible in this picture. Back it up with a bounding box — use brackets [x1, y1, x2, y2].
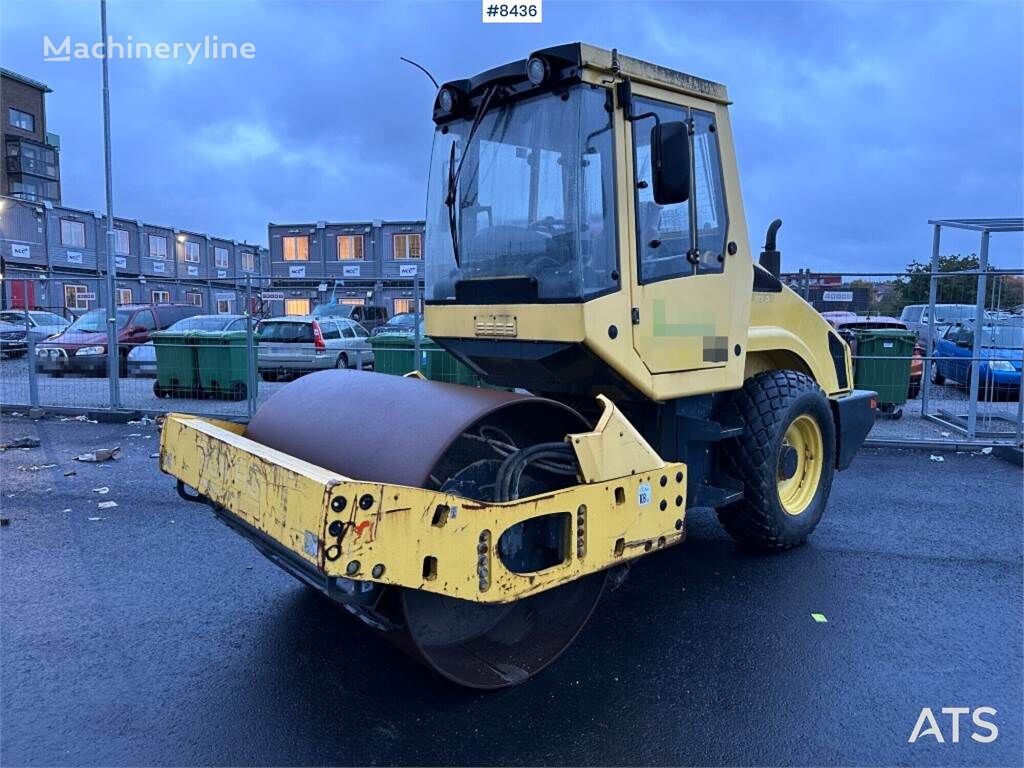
[0, 310, 71, 342]
[371, 312, 420, 336]
[0, 320, 28, 358]
[35, 304, 202, 377]
[126, 314, 248, 377]
[311, 303, 389, 333]
[899, 303, 977, 340]
[257, 316, 374, 380]
[826, 315, 924, 399]
[931, 320, 1023, 399]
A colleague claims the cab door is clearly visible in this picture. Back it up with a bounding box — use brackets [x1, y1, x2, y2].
[626, 90, 745, 375]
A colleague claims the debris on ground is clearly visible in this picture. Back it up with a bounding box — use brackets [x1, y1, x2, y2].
[811, 613, 828, 623]
[92, 487, 110, 495]
[929, 454, 945, 462]
[18, 463, 57, 472]
[87, 516, 105, 521]
[149, 453, 160, 459]
[981, 447, 993, 455]
[61, 415, 98, 424]
[127, 433, 142, 438]
[0, 518, 9, 527]
[28, 408, 45, 419]
[97, 501, 118, 509]
[63, 470, 76, 477]
[1, 436, 41, 450]
[75, 446, 121, 462]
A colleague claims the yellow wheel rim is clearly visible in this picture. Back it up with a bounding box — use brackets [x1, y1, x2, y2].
[777, 414, 824, 516]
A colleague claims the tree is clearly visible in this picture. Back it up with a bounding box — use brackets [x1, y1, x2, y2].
[893, 254, 1023, 313]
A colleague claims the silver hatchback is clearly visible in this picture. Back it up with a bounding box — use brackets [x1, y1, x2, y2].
[257, 316, 374, 381]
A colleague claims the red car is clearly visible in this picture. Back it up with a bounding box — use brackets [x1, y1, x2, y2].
[35, 304, 201, 377]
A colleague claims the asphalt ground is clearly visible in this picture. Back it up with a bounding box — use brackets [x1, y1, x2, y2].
[0, 416, 1021, 767]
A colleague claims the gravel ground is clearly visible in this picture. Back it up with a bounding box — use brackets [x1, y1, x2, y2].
[2, 354, 1020, 440]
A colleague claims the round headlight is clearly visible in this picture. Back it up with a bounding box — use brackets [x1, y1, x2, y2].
[438, 87, 456, 114]
[526, 56, 549, 86]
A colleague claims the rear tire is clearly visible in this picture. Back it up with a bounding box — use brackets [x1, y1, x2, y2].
[718, 370, 837, 550]
[336, 353, 348, 369]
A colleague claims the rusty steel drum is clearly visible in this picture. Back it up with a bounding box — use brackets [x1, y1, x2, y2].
[245, 370, 606, 688]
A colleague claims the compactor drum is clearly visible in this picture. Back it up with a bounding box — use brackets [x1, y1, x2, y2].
[244, 370, 607, 688]
[162, 43, 876, 688]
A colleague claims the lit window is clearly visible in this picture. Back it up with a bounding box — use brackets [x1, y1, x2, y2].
[148, 235, 167, 259]
[216, 299, 232, 314]
[337, 235, 364, 260]
[151, 290, 171, 303]
[284, 298, 311, 316]
[114, 228, 130, 255]
[241, 251, 256, 271]
[60, 219, 86, 247]
[8, 108, 34, 132]
[214, 246, 229, 269]
[184, 241, 201, 263]
[393, 298, 414, 314]
[393, 233, 422, 259]
[116, 288, 133, 305]
[282, 236, 309, 261]
[185, 292, 203, 306]
[64, 284, 89, 310]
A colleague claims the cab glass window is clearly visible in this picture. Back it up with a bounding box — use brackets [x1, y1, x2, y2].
[632, 97, 691, 283]
[691, 109, 728, 274]
[631, 99, 728, 282]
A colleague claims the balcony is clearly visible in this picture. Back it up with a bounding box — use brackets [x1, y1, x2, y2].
[5, 138, 59, 180]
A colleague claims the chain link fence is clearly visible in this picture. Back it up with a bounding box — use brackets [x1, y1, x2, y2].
[2, 268, 1021, 445]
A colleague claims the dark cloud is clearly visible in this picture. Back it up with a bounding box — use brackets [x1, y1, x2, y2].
[3, 0, 1021, 269]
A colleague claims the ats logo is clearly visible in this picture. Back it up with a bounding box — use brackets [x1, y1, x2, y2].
[908, 707, 999, 744]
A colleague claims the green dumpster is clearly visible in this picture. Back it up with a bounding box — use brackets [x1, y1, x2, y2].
[850, 328, 917, 418]
[151, 330, 200, 398]
[195, 330, 254, 401]
[369, 332, 479, 386]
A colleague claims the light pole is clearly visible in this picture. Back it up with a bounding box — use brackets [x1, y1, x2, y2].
[100, 0, 120, 408]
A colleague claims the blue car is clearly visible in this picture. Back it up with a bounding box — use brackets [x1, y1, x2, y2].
[931, 321, 1023, 399]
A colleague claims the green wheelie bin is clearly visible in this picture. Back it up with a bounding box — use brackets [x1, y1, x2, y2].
[194, 330, 254, 401]
[850, 328, 917, 419]
[369, 333, 419, 376]
[369, 332, 480, 385]
[151, 330, 200, 398]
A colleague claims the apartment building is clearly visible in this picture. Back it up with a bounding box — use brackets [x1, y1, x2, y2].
[0, 195, 268, 316]
[1, 69, 61, 205]
[267, 219, 424, 316]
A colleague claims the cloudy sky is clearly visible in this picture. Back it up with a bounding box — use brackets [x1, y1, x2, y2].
[3, 0, 1022, 271]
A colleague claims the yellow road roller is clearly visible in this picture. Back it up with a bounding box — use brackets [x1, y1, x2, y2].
[161, 43, 876, 688]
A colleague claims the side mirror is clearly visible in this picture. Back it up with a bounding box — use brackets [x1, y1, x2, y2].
[651, 121, 690, 205]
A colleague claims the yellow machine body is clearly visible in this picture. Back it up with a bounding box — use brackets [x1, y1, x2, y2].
[424, 44, 851, 402]
[160, 394, 686, 605]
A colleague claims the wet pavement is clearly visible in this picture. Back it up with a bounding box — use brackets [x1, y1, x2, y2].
[1, 416, 1021, 766]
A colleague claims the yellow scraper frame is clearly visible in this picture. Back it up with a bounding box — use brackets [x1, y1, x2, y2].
[160, 397, 687, 604]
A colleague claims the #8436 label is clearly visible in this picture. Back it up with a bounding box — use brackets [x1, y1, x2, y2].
[482, 0, 542, 23]
[637, 483, 652, 506]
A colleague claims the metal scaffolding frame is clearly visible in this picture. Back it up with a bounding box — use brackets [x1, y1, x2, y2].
[920, 217, 1024, 440]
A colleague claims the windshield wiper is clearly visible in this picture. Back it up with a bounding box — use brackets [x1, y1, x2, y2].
[445, 85, 498, 267]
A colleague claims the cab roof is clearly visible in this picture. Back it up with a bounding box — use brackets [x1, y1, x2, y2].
[435, 42, 729, 122]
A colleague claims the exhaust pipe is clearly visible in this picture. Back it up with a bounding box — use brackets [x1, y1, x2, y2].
[759, 218, 783, 277]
